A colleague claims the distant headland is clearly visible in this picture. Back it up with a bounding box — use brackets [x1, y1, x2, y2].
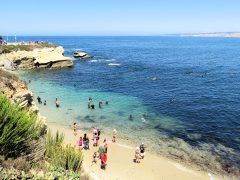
[179, 32, 240, 38]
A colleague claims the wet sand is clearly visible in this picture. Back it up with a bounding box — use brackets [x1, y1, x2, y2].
[47, 123, 213, 180]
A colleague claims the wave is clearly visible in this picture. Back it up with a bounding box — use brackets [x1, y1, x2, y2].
[108, 63, 121, 66]
[89, 58, 115, 63]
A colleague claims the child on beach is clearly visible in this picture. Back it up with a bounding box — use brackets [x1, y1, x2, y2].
[134, 147, 141, 163]
[92, 152, 97, 164]
[72, 122, 78, 136]
[78, 137, 83, 150]
[112, 129, 117, 142]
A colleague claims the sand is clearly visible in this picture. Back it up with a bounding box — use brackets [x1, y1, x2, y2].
[47, 122, 215, 180]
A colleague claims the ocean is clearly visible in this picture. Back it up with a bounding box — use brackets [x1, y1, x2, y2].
[14, 36, 240, 175]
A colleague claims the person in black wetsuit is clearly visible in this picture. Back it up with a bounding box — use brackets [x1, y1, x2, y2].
[55, 98, 60, 108]
[37, 96, 42, 104]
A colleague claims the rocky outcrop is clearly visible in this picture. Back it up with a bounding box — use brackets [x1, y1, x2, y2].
[73, 52, 94, 59]
[0, 68, 39, 113]
[0, 46, 73, 69]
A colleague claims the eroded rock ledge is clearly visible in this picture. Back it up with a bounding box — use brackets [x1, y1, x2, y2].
[0, 46, 73, 69]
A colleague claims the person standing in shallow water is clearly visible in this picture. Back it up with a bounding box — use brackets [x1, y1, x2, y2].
[55, 98, 60, 108]
[99, 100, 103, 108]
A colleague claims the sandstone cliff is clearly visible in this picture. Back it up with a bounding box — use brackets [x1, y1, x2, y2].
[0, 68, 38, 112]
[0, 46, 73, 69]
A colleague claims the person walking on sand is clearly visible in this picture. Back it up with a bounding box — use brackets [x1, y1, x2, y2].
[100, 153, 107, 170]
[83, 133, 87, 150]
[72, 122, 78, 136]
[112, 129, 117, 142]
[55, 98, 60, 108]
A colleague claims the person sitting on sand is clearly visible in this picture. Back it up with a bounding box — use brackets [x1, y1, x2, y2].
[55, 98, 60, 108]
[92, 152, 97, 164]
[140, 143, 145, 159]
[112, 129, 117, 142]
[78, 137, 83, 151]
[134, 147, 141, 163]
[44, 100, 47, 106]
[72, 122, 78, 136]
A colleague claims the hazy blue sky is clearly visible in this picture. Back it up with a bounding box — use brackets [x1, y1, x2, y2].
[1, 0, 240, 35]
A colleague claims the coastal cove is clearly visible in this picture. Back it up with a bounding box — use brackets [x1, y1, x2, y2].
[12, 36, 240, 179]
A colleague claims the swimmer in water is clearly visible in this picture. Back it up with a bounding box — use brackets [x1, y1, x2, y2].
[44, 100, 47, 106]
[105, 101, 109, 105]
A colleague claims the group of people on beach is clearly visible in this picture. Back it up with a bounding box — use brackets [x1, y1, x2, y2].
[73, 124, 112, 170]
[134, 143, 146, 163]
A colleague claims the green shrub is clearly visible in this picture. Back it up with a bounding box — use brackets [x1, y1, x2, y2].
[0, 94, 41, 158]
[45, 131, 83, 172]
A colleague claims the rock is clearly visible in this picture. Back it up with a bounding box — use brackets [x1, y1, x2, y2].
[1, 46, 73, 69]
[73, 52, 94, 59]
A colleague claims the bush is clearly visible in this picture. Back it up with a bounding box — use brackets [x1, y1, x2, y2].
[45, 131, 83, 172]
[0, 94, 41, 158]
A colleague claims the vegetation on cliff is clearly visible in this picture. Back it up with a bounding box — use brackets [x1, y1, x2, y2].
[0, 94, 43, 158]
[0, 43, 57, 54]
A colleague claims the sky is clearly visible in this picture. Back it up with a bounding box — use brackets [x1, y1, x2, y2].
[1, 0, 240, 36]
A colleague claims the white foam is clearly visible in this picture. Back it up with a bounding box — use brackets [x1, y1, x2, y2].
[108, 63, 121, 66]
[89, 60, 98, 63]
[208, 173, 215, 180]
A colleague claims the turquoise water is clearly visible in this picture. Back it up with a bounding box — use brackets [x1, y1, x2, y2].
[16, 36, 240, 176]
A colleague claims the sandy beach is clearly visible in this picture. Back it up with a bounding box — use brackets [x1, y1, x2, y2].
[47, 123, 212, 180]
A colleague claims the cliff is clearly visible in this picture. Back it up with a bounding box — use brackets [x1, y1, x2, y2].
[0, 68, 39, 113]
[0, 45, 73, 69]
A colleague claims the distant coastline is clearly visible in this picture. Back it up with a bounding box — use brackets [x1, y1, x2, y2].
[178, 32, 240, 38]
